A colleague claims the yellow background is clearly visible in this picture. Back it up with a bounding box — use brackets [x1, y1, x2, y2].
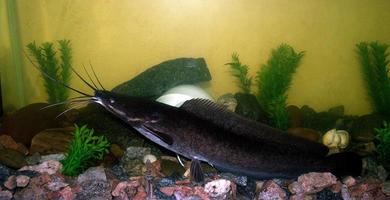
[1, 0, 390, 114]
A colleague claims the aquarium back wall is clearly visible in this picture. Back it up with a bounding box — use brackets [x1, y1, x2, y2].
[1, 0, 390, 115]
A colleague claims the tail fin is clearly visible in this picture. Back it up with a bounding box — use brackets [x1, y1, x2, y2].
[326, 152, 362, 177]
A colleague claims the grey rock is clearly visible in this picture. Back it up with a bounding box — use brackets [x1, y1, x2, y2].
[216, 93, 237, 112]
[40, 153, 65, 163]
[0, 164, 13, 184]
[77, 166, 107, 183]
[25, 152, 41, 165]
[220, 172, 247, 186]
[120, 147, 151, 176]
[123, 146, 151, 160]
[76, 166, 111, 200]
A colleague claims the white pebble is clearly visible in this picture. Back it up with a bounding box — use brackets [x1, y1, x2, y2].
[143, 154, 157, 164]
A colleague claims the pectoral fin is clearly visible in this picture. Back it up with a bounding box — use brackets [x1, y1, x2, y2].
[141, 124, 173, 146]
[190, 159, 204, 182]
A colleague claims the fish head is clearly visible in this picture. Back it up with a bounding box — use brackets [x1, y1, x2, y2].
[93, 90, 162, 124]
[94, 90, 180, 149]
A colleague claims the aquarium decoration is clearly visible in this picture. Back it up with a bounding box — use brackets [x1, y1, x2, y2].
[26, 40, 72, 104]
[375, 121, 390, 171]
[61, 124, 110, 176]
[225, 53, 252, 94]
[256, 44, 304, 130]
[112, 57, 212, 99]
[356, 41, 390, 117]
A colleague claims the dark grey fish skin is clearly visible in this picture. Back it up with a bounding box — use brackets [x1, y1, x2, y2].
[94, 90, 361, 179]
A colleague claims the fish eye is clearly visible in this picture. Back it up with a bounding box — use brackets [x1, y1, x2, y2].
[109, 98, 115, 104]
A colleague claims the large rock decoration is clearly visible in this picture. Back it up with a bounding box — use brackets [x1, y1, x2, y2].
[112, 58, 212, 99]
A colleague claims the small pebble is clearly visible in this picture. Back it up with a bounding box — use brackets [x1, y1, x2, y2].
[0, 189, 13, 200]
[342, 176, 356, 187]
[204, 179, 232, 199]
[381, 181, 390, 196]
[4, 175, 16, 190]
[143, 154, 157, 164]
[16, 175, 30, 187]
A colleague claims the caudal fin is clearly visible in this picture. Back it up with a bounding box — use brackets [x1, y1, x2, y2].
[326, 152, 362, 177]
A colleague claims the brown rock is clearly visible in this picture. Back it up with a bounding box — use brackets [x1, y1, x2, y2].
[30, 127, 74, 154]
[4, 175, 16, 190]
[287, 127, 321, 142]
[0, 135, 19, 150]
[0, 148, 27, 169]
[0, 135, 29, 155]
[257, 180, 286, 200]
[287, 105, 302, 128]
[110, 143, 124, 159]
[1, 103, 67, 147]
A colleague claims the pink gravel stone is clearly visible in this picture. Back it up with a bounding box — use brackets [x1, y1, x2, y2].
[330, 181, 343, 193]
[159, 186, 176, 196]
[288, 181, 304, 194]
[19, 160, 62, 175]
[16, 175, 30, 187]
[297, 172, 337, 194]
[59, 186, 75, 200]
[4, 175, 16, 190]
[0, 189, 13, 200]
[204, 179, 232, 199]
[342, 176, 357, 187]
[257, 180, 286, 200]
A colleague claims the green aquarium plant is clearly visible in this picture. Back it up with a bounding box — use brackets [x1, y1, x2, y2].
[225, 53, 253, 94]
[61, 124, 110, 176]
[375, 121, 390, 170]
[256, 44, 304, 130]
[26, 39, 72, 104]
[356, 42, 390, 117]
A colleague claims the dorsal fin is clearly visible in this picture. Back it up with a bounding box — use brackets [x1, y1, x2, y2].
[180, 99, 329, 157]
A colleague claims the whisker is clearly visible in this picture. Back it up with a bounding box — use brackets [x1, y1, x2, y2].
[82, 64, 100, 90]
[40, 96, 91, 110]
[24, 51, 93, 97]
[89, 61, 106, 91]
[55, 100, 93, 118]
[70, 66, 98, 91]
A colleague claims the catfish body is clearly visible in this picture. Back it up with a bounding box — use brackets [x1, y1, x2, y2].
[95, 91, 361, 179]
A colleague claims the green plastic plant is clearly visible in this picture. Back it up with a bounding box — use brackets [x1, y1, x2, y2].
[256, 44, 304, 130]
[225, 53, 253, 94]
[356, 42, 390, 117]
[375, 121, 390, 170]
[26, 39, 72, 104]
[61, 124, 110, 176]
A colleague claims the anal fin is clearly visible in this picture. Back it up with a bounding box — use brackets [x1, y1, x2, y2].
[190, 159, 204, 183]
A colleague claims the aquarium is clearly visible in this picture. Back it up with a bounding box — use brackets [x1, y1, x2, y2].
[0, 1, 390, 199]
